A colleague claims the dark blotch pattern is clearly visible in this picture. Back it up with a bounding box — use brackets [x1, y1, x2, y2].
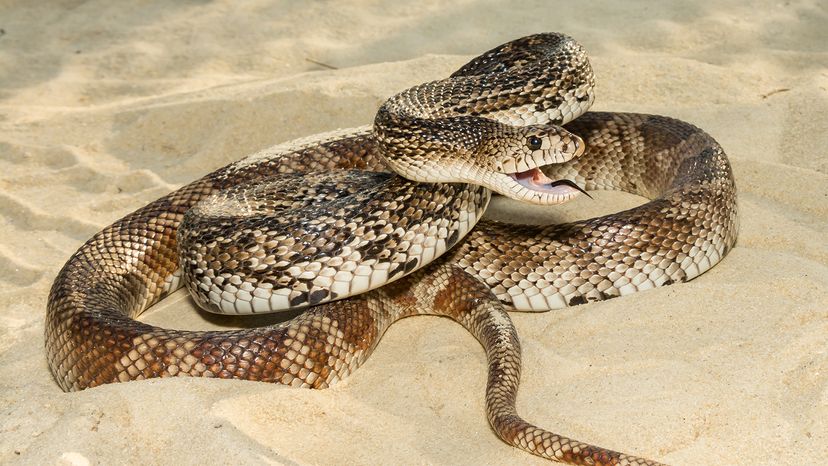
[45, 33, 737, 466]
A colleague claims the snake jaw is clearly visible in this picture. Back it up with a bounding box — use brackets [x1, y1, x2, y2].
[498, 134, 587, 204]
[506, 167, 588, 202]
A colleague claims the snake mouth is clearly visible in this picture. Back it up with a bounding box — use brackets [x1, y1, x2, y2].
[508, 167, 591, 199]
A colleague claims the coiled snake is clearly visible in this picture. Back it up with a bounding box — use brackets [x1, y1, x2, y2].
[45, 33, 738, 465]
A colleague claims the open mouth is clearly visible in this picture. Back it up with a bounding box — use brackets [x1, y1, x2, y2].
[508, 167, 591, 198]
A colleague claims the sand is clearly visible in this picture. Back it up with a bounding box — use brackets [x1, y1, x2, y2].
[1, 1, 826, 464]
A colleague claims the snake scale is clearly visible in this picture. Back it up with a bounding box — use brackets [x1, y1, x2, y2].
[45, 33, 738, 464]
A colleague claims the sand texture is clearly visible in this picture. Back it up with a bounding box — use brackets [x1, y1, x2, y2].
[1, 1, 826, 464]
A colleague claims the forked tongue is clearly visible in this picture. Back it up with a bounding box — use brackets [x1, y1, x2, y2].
[511, 167, 592, 198]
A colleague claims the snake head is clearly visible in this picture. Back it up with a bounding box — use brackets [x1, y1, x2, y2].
[374, 111, 589, 206]
[478, 123, 587, 205]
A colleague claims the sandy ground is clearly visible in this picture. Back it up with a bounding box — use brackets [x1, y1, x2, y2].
[1, 1, 826, 465]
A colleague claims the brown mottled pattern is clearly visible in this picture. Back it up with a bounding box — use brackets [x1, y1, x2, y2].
[178, 170, 488, 314]
[385, 263, 663, 465]
[450, 112, 738, 311]
[45, 133, 392, 390]
[373, 33, 595, 205]
[45, 33, 737, 465]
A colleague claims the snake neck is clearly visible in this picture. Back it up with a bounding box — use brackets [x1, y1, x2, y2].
[370, 33, 597, 206]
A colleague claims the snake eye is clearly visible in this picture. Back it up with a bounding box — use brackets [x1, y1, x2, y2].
[527, 136, 542, 150]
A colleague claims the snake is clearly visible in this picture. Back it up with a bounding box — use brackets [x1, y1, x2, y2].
[45, 33, 738, 465]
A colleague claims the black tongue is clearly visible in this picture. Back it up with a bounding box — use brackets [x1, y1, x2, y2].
[549, 179, 592, 199]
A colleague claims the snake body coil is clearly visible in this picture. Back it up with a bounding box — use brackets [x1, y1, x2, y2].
[46, 33, 738, 465]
